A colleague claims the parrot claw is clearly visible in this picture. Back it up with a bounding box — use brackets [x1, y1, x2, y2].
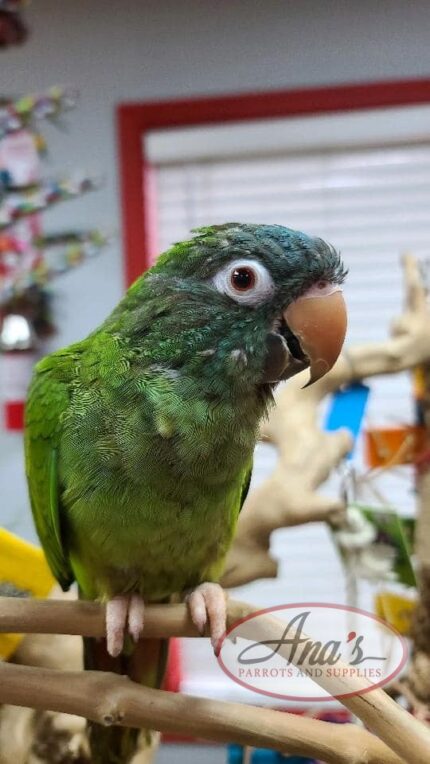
[105, 594, 145, 656]
[186, 582, 227, 656]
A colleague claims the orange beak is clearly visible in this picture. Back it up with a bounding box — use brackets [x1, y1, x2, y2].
[284, 283, 347, 386]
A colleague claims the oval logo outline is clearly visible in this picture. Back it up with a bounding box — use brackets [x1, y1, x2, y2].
[217, 601, 409, 702]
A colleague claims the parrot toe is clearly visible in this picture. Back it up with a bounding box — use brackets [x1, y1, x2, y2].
[106, 595, 129, 657]
[128, 593, 145, 643]
[106, 594, 146, 655]
[186, 582, 227, 656]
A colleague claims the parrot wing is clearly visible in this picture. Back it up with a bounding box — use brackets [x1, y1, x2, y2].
[24, 352, 74, 591]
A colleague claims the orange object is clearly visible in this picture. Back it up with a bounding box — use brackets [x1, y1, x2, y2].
[364, 426, 427, 468]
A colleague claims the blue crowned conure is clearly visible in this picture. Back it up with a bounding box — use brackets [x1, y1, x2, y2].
[24, 223, 347, 762]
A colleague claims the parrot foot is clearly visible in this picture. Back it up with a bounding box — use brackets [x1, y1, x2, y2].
[186, 582, 227, 656]
[106, 594, 145, 657]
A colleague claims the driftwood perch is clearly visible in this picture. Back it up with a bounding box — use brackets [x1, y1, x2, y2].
[0, 662, 403, 764]
[395, 255, 430, 713]
[1, 596, 430, 764]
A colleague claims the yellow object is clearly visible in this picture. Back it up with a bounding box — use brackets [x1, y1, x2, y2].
[375, 590, 417, 636]
[0, 527, 55, 659]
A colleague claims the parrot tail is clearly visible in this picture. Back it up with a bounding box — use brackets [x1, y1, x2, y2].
[83, 635, 169, 763]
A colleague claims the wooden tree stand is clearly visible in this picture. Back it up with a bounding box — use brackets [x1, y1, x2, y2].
[0, 596, 429, 764]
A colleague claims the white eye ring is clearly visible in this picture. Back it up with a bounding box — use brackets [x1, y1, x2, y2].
[212, 259, 275, 306]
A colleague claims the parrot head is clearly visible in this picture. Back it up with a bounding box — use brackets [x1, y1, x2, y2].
[126, 223, 347, 390]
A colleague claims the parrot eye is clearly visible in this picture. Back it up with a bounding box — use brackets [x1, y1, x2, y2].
[231, 267, 256, 291]
[212, 259, 274, 306]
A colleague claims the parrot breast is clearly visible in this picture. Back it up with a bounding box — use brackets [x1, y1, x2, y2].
[61, 362, 261, 601]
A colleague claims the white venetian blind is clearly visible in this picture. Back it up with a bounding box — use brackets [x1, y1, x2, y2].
[145, 108, 430, 703]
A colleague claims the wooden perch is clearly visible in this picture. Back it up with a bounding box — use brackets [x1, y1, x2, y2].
[340, 254, 430, 383]
[225, 253, 430, 588]
[1, 596, 430, 764]
[393, 254, 430, 711]
[222, 368, 353, 587]
[0, 661, 403, 764]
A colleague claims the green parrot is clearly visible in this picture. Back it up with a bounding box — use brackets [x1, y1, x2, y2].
[24, 223, 347, 762]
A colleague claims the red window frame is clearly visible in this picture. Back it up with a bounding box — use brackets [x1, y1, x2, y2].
[117, 79, 430, 287]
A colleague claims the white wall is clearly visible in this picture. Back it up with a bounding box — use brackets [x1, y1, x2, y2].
[1, 0, 430, 538]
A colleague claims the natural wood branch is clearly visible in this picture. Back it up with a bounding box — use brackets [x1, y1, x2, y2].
[2, 597, 430, 763]
[225, 253, 430, 588]
[0, 662, 403, 764]
[0, 595, 242, 639]
[321, 253, 430, 389]
[223, 372, 352, 587]
[397, 255, 430, 709]
[222, 357, 355, 586]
